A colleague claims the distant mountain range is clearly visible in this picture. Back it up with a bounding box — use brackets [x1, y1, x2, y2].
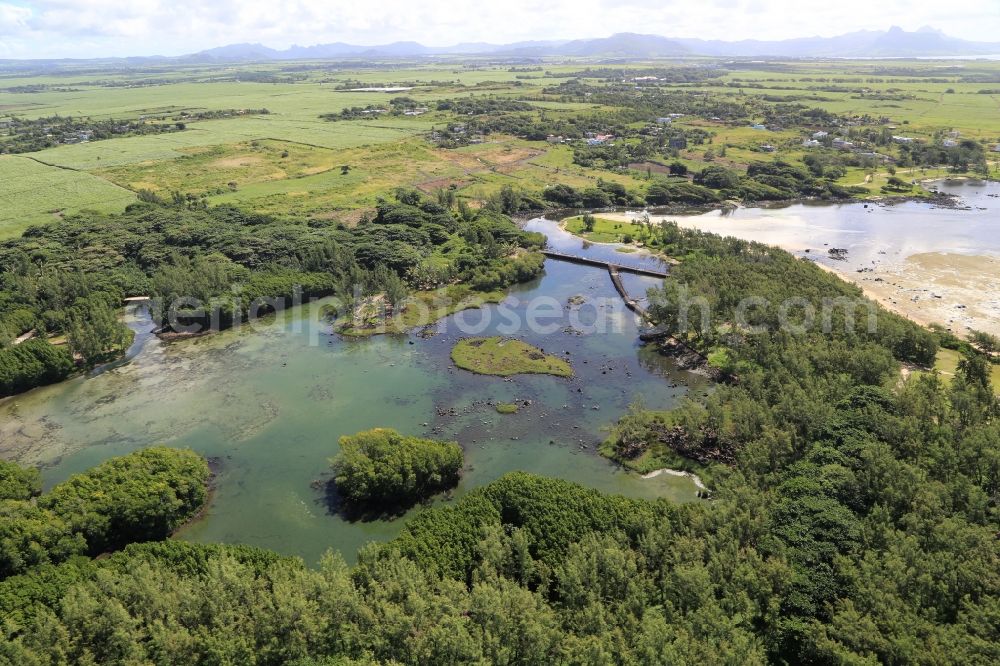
[190, 27, 1000, 61]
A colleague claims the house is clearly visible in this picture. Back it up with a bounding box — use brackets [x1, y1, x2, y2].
[586, 133, 614, 146]
[802, 139, 821, 148]
[942, 139, 958, 148]
[892, 136, 917, 144]
[812, 131, 829, 139]
[655, 117, 672, 124]
[993, 144, 1000, 153]
[751, 124, 767, 130]
[546, 135, 565, 144]
[668, 136, 687, 150]
[832, 137, 854, 151]
[858, 152, 893, 163]
[759, 144, 776, 153]
[668, 113, 685, 119]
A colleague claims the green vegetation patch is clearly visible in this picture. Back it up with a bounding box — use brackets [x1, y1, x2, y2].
[335, 285, 504, 337]
[0, 447, 209, 578]
[495, 402, 519, 414]
[451, 336, 573, 377]
[330, 428, 462, 508]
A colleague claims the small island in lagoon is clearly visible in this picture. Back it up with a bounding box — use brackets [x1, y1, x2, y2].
[329, 428, 463, 512]
[450, 336, 573, 377]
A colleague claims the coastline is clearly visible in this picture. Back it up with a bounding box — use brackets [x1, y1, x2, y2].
[588, 196, 1000, 338]
[640, 467, 708, 491]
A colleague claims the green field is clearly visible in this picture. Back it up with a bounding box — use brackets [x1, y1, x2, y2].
[2, 58, 999, 236]
[0, 155, 137, 237]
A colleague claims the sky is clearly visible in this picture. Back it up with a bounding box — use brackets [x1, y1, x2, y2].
[0, 0, 999, 59]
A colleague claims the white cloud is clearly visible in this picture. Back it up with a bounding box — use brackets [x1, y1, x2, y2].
[0, 0, 998, 58]
[0, 3, 31, 36]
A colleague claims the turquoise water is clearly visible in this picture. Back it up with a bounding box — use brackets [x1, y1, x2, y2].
[0, 238, 705, 564]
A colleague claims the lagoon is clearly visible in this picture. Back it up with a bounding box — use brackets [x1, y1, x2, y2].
[0, 235, 704, 564]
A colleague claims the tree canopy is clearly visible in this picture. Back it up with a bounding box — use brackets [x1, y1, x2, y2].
[331, 428, 463, 508]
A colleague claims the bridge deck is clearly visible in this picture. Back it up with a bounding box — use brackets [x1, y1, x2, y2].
[607, 267, 648, 317]
[540, 250, 669, 278]
[541, 249, 667, 319]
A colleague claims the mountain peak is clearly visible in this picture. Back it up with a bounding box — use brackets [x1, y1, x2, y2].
[187, 26, 999, 63]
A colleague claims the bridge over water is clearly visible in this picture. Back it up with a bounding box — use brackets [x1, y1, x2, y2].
[540, 250, 669, 318]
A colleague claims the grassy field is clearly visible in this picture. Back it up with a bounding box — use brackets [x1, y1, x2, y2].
[0, 155, 136, 238]
[3, 58, 1000, 235]
[914, 348, 1000, 394]
[562, 215, 645, 243]
[451, 337, 573, 377]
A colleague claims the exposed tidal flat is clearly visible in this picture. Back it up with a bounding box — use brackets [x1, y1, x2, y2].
[597, 179, 1000, 336]
[0, 250, 705, 564]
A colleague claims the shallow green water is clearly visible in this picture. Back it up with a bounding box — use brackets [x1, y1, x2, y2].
[0, 243, 705, 564]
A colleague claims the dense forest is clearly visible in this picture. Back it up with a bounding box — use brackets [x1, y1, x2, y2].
[1, 462, 997, 663]
[606, 221, 940, 467]
[0, 190, 544, 397]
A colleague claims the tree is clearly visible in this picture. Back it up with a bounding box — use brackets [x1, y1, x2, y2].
[957, 350, 992, 390]
[969, 329, 999, 354]
[0, 501, 85, 578]
[38, 447, 210, 555]
[693, 165, 740, 189]
[0, 339, 75, 398]
[499, 184, 522, 214]
[581, 213, 596, 233]
[381, 270, 409, 311]
[67, 296, 131, 365]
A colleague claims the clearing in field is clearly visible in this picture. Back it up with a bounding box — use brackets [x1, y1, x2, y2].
[96, 140, 344, 196]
